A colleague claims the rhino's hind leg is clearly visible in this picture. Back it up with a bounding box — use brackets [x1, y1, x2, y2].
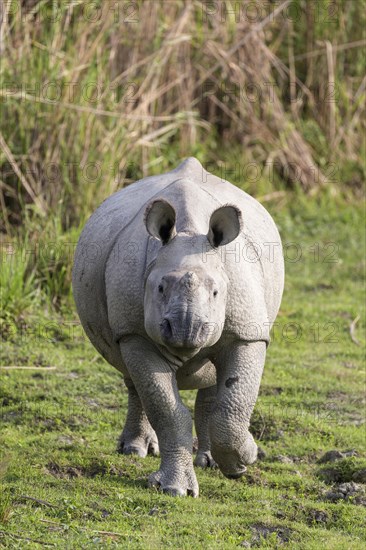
[194, 385, 217, 469]
[117, 378, 159, 457]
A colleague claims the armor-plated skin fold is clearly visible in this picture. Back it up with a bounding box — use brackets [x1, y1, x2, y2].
[72, 157, 284, 496]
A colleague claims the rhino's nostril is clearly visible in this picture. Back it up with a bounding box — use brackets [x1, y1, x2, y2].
[161, 318, 172, 338]
[198, 322, 210, 340]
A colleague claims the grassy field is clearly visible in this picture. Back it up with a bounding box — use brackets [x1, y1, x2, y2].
[1, 194, 365, 549]
[0, 1, 365, 548]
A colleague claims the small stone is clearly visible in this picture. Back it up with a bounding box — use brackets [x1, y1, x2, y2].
[342, 449, 358, 458]
[277, 455, 293, 464]
[240, 541, 251, 548]
[324, 481, 365, 504]
[57, 435, 74, 447]
[338, 482, 359, 495]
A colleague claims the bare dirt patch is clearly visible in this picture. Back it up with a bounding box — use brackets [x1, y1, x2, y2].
[46, 461, 129, 479]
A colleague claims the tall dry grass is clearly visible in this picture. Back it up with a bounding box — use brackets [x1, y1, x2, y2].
[0, 0, 365, 232]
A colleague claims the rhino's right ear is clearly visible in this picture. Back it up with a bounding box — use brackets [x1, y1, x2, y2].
[144, 199, 177, 245]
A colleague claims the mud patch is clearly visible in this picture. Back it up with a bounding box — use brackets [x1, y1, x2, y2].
[242, 523, 292, 546]
[306, 508, 329, 525]
[352, 469, 366, 483]
[37, 414, 90, 432]
[316, 457, 366, 484]
[317, 449, 357, 464]
[1, 390, 22, 406]
[46, 461, 130, 479]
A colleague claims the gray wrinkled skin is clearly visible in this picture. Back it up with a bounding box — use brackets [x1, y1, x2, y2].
[72, 157, 284, 497]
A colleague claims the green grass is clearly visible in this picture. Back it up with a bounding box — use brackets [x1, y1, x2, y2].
[1, 1, 365, 546]
[1, 196, 365, 549]
[0, 239, 39, 324]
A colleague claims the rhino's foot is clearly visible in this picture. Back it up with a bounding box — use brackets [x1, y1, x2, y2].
[148, 465, 199, 497]
[194, 450, 217, 469]
[117, 431, 159, 458]
[212, 432, 258, 479]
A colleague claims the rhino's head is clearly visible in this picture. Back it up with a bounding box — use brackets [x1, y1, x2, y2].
[143, 199, 242, 359]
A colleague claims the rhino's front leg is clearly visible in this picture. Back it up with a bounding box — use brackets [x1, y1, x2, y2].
[119, 335, 198, 497]
[210, 341, 266, 478]
[117, 378, 159, 457]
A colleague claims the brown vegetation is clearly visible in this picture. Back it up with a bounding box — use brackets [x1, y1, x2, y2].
[0, 1, 365, 230]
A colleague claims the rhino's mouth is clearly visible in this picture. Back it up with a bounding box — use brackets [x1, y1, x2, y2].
[160, 318, 210, 350]
[163, 345, 201, 364]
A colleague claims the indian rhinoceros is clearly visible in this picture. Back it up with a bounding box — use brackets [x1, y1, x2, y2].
[72, 157, 284, 497]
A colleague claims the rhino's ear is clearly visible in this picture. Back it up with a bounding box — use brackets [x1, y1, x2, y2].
[208, 205, 243, 247]
[144, 199, 177, 245]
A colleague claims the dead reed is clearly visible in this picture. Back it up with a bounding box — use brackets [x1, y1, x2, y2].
[0, 0, 365, 231]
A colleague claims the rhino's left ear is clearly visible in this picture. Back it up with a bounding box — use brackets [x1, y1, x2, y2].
[208, 205, 243, 247]
[144, 199, 177, 245]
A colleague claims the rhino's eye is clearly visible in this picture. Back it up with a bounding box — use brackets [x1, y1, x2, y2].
[158, 284, 164, 294]
[213, 290, 218, 297]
